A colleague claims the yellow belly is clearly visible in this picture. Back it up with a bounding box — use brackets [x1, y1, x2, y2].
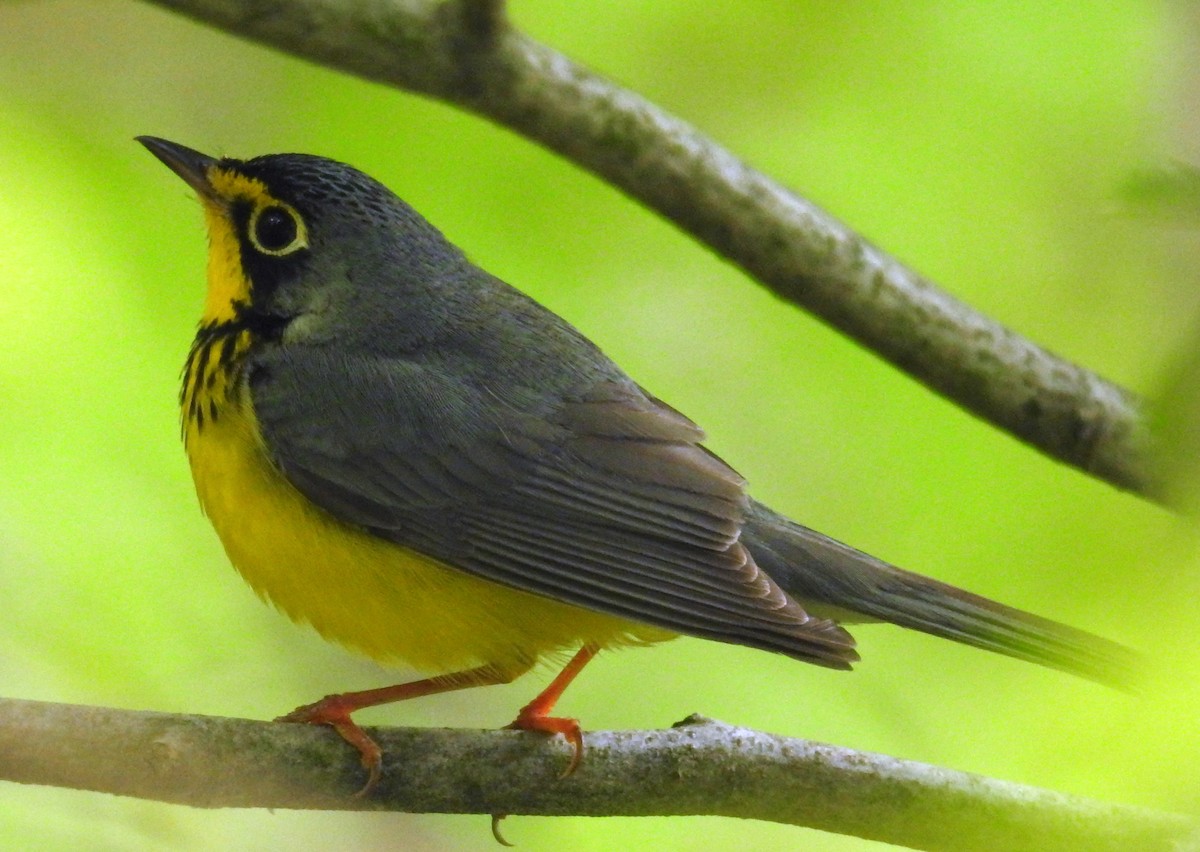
[185, 396, 673, 677]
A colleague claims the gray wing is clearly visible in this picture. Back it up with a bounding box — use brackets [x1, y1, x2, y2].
[249, 346, 856, 667]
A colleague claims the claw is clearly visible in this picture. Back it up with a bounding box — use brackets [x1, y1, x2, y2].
[505, 711, 584, 778]
[490, 813, 513, 846]
[276, 696, 384, 796]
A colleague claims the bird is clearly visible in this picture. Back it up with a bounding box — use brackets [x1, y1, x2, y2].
[138, 135, 1131, 792]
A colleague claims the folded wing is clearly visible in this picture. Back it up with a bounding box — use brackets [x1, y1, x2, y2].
[250, 348, 857, 667]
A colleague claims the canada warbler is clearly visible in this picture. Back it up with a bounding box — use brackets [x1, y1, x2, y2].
[139, 136, 1130, 790]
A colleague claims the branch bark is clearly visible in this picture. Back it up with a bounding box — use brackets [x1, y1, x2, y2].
[140, 0, 1159, 499]
[0, 698, 1190, 851]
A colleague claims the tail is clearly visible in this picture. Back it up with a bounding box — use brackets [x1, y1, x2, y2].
[744, 501, 1137, 686]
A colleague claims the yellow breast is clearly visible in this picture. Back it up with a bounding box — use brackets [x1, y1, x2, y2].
[175, 167, 671, 677]
[182, 343, 671, 677]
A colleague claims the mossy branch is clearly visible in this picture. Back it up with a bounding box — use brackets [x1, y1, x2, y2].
[140, 0, 1158, 499]
[0, 697, 1191, 850]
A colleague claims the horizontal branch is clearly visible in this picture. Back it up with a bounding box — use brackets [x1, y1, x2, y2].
[142, 0, 1160, 499]
[0, 697, 1190, 851]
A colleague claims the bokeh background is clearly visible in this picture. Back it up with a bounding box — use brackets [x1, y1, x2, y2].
[2, 2, 1199, 850]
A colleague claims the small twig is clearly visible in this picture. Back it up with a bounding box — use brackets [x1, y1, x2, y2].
[142, 0, 1159, 499]
[0, 698, 1190, 851]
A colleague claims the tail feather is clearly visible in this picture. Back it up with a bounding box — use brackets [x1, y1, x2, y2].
[744, 501, 1137, 686]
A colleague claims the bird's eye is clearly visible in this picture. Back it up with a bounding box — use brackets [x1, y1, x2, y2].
[249, 204, 306, 256]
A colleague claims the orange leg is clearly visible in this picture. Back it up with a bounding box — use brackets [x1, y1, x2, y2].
[277, 664, 516, 795]
[505, 643, 599, 778]
[278, 645, 600, 798]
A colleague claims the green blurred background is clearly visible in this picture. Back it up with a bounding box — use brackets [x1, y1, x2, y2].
[2, 2, 1198, 849]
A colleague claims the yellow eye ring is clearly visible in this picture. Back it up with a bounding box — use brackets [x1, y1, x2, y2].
[248, 202, 308, 256]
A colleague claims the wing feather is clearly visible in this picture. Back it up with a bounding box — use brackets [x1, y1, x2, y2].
[250, 349, 857, 666]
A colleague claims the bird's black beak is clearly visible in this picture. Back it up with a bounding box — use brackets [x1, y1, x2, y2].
[137, 136, 219, 201]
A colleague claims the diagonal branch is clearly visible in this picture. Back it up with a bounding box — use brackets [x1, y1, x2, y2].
[0, 697, 1190, 851]
[141, 0, 1159, 499]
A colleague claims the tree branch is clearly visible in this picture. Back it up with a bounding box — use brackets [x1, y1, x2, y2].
[0, 698, 1189, 851]
[141, 0, 1159, 499]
